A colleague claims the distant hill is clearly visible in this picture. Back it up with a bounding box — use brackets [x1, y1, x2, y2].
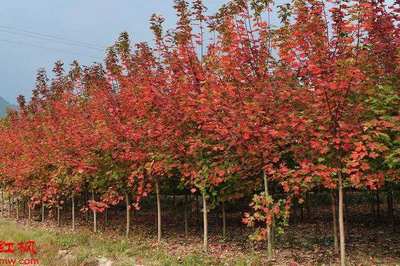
[0, 97, 14, 117]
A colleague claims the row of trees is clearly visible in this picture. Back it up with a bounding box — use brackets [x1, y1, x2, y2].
[0, 0, 399, 264]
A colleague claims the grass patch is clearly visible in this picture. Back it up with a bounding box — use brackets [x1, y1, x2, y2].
[0, 219, 262, 265]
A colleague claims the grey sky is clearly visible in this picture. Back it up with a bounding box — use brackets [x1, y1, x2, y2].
[0, 1, 229, 104]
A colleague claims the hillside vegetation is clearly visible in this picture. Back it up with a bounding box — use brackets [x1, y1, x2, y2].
[0, 97, 13, 117]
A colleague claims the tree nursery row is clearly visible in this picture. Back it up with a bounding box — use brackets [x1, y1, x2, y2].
[0, 0, 399, 265]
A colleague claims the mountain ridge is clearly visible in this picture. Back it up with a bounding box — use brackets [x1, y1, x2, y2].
[0, 96, 14, 117]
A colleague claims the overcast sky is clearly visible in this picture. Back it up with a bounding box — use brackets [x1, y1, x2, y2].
[0, 0, 230, 104]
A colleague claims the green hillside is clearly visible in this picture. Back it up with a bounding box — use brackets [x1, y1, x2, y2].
[0, 96, 13, 117]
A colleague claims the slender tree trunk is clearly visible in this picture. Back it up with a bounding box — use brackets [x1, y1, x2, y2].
[155, 178, 161, 243]
[292, 200, 297, 222]
[370, 191, 376, 217]
[300, 203, 304, 221]
[41, 202, 45, 223]
[16, 199, 19, 220]
[84, 190, 89, 222]
[173, 194, 176, 225]
[104, 208, 108, 226]
[344, 190, 350, 221]
[263, 171, 273, 259]
[376, 190, 380, 220]
[344, 190, 350, 242]
[196, 194, 200, 229]
[8, 198, 11, 217]
[306, 192, 311, 220]
[331, 191, 339, 254]
[28, 204, 31, 225]
[387, 188, 393, 218]
[338, 172, 346, 266]
[387, 187, 395, 232]
[271, 216, 276, 251]
[0, 191, 3, 217]
[2, 192, 6, 218]
[222, 201, 226, 239]
[92, 191, 97, 233]
[125, 192, 130, 238]
[57, 205, 60, 227]
[72, 194, 75, 231]
[184, 194, 188, 238]
[23, 199, 27, 217]
[202, 191, 208, 252]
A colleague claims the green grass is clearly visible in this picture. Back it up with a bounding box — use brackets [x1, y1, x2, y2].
[1, 217, 398, 265]
[0, 219, 263, 266]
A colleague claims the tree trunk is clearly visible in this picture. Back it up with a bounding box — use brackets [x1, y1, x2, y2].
[57, 205, 60, 227]
[370, 191, 375, 217]
[271, 216, 276, 251]
[155, 178, 161, 243]
[331, 191, 339, 254]
[306, 192, 311, 220]
[293, 199, 300, 223]
[376, 190, 380, 220]
[300, 203, 304, 221]
[1, 191, 3, 217]
[387, 188, 393, 218]
[338, 172, 346, 266]
[23, 199, 27, 217]
[344, 190, 350, 242]
[344, 189, 350, 221]
[263, 171, 273, 259]
[28, 204, 31, 225]
[387, 187, 395, 232]
[92, 191, 97, 233]
[173, 194, 176, 225]
[104, 208, 108, 226]
[8, 198, 11, 217]
[72, 194, 75, 231]
[41, 203, 45, 223]
[222, 201, 226, 239]
[196, 194, 200, 229]
[125, 192, 130, 238]
[84, 190, 89, 222]
[184, 194, 188, 238]
[202, 190, 208, 252]
[16, 198, 19, 220]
